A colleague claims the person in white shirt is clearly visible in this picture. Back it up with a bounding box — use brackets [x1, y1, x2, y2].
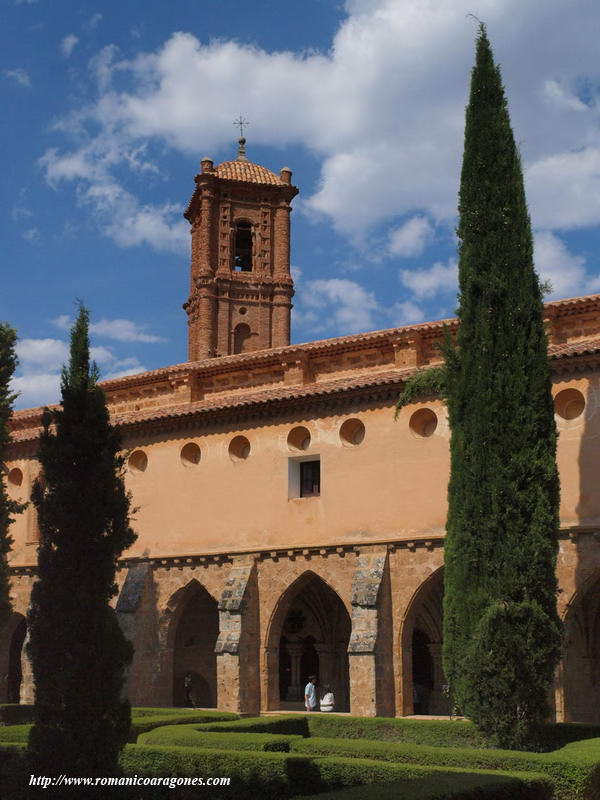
[320, 684, 335, 712]
[304, 675, 318, 711]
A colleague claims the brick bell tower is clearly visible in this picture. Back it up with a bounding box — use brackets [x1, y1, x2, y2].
[183, 136, 299, 360]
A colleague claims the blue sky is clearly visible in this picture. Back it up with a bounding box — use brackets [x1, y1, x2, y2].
[3, 0, 600, 409]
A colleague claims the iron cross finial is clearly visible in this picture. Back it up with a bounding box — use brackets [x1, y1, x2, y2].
[234, 116, 250, 138]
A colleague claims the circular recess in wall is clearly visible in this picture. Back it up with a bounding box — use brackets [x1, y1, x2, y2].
[7, 467, 23, 487]
[128, 450, 148, 473]
[554, 388, 586, 420]
[409, 408, 438, 438]
[339, 418, 366, 446]
[180, 442, 201, 467]
[287, 426, 311, 451]
[239, 307, 247, 316]
[229, 435, 251, 461]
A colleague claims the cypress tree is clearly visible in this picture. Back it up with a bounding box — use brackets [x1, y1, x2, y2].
[442, 24, 562, 749]
[27, 305, 136, 785]
[0, 323, 23, 629]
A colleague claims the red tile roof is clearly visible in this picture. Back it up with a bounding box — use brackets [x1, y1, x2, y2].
[215, 160, 285, 186]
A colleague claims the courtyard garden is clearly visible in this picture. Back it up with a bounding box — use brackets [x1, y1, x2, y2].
[1, 706, 599, 799]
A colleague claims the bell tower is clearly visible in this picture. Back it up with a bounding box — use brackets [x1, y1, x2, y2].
[183, 138, 299, 360]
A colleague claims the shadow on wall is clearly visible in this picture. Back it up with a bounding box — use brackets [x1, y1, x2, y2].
[563, 377, 600, 722]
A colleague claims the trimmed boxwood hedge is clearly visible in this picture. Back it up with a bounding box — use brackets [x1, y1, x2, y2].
[0, 704, 34, 726]
[0, 742, 552, 800]
[129, 710, 238, 741]
[290, 735, 600, 800]
[120, 746, 552, 800]
[198, 715, 310, 737]
[293, 773, 551, 800]
[138, 723, 302, 752]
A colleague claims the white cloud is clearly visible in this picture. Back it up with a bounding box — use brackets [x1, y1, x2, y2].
[526, 148, 600, 230]
[400, 258, 458, 299]
[52, 314, 164, 342]
[392, 300, 426, 326]
[389, 216, 434, 258]
[61, 34, 79, 59]
[22, 227, 40, 242]
[52, 314, 71, 331]
[37, 0, 600, 276]
[12, 336, 147, 410]
[90, 318, 165, 343]
[297, 278, 380, 336]
[16, 339, 69, 370]
[84, 13, 102, 32]
[11, 373, 61, 410]
[11, 205, 33, 220]
[4, 68, 31, 87]
[533, 231, 600, 299]
[104, 359, 146, 380]
[542, 80, 587, 113]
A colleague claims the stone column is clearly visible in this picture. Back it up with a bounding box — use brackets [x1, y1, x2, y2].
[20, 631, 34, 705]
[286, 643, 304, 701]
[215, 556, 260, 715]
[348, 546, 394, 717]
[115, 563, 157, 706]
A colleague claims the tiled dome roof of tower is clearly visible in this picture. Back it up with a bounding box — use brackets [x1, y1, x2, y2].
[216, 160, 286, 186]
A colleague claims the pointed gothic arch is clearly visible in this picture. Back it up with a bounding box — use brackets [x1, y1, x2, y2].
[265, 571, 351, 712]
[562, 572, 600, 723]
[161, 579, 219, 707]
[399, 568, 448, 716]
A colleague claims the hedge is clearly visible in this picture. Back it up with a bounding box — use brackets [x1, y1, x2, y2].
[200, 714, 600, 751]
[199, 715, 310, 737]
[290, 736, 600, 800]
[138, 723, 302, 752]
[121, 746, 553, 800]
[129, 710, 238, 741]
[293, 773, 551, 800]
[0, 741, 553, 800]
[0, 709, 239, 743]
[0, 704, 34, 726]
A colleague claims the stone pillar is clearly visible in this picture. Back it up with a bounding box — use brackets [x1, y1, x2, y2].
[286, 643, 304, 701]
[116, 563, 157, 706]
[348, 546, 395, 717]
[20, 631, 34, 704]
[215, 555, 260, 715]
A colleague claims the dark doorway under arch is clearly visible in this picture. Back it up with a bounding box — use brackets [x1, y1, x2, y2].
[172, 584, 219, 707]
[273, 574, 351, 712]
[563, 575, 600, 723]
[412, 628, 434, 715]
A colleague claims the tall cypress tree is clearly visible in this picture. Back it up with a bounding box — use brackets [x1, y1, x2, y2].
[0, 323, 23, 630]
[27, 305, 136, 784]
[442, 25, 562, 749]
